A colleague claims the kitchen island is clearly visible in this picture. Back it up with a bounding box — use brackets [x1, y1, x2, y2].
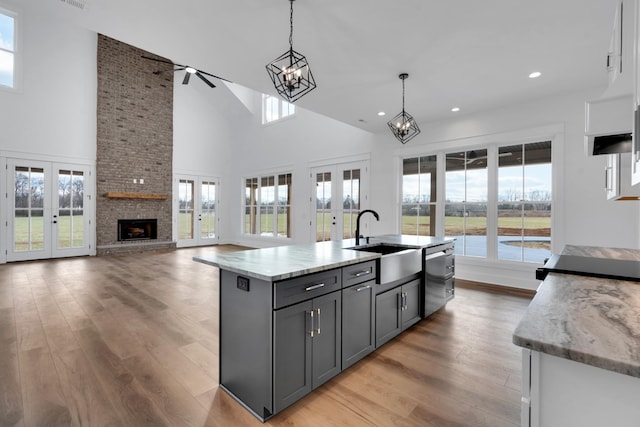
[513, 245, 640, 427]
[194, 235, 454, 421]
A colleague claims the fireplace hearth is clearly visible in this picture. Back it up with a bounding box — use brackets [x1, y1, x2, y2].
[118, 219, 158, 241]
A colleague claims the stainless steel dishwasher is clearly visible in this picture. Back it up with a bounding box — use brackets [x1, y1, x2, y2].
[423, 243, 455, 317]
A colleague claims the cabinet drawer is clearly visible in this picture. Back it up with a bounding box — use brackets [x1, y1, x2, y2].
[342, 261, 376, 288]
[274, 269, 342, 309]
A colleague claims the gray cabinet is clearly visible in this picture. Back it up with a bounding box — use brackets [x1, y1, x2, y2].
[342, 279, 375, 369]
[273, 290, 341, 414]
[375, 278, 421, 347]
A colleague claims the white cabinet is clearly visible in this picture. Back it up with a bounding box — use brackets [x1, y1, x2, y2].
[605, 1, 634, 98]
[521, 350, 640, 427]
[633, 0, 640, 183]
[604, 153, 640, 200]
[605, 153, 619, 199]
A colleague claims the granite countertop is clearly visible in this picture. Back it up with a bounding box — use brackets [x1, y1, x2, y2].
[193, 235, 454, 282]
[513, 245, 640, 378]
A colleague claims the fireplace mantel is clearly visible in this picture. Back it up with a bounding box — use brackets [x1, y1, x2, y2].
[104, 191, 168, 200]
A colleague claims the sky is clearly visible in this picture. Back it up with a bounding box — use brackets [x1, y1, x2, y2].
[403, 163, 552, 203]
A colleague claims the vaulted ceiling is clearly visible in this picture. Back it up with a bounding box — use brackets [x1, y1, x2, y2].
[32, 0, 615, 133]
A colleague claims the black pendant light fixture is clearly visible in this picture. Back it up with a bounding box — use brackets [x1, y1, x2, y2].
[387, 73, 420, 144]
[266, 0, 316, 103]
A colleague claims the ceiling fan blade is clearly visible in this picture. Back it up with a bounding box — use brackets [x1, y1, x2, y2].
[197, 69, 232, 83]
[182, 72, 191, 85]
[141, 55, 189, 69]
[196, 72, 216, 88]
[154, 66, 186, 75]
[141, 55, 175, 66]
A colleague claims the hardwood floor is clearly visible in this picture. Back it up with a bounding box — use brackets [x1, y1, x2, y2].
[0, 247, 533, 427]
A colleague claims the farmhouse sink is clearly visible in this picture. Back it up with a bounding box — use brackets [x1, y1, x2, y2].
[346, 243, 414, 255]
[345, 243, 421, 284]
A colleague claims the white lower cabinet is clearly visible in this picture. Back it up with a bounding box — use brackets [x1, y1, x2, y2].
[521, 349, 640, 426]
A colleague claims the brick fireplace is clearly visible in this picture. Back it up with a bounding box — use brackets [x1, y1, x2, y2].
[96, 35, 175, 255]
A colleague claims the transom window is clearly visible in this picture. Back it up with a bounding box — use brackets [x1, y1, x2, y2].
[0, 8, 16, 89]
[244, 173, 292, 238]
[262, 94, 295, 124]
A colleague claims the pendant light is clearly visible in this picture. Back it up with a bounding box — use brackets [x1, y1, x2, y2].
[387, 73, 420, 144]
[266, 0, 317, 103]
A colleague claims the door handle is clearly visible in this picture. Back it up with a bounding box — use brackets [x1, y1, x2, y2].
[308, 310, 315, 337]
[355, 284, 371, 292]
[316, 308, 321, 335]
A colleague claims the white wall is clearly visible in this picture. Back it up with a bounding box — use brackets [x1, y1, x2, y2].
[366, 89, 639, 251]
[216, 86, 639, 289]
[0, 0, 96, 163]
[226, 94, 377, 248]
[173, 79, 251, 243]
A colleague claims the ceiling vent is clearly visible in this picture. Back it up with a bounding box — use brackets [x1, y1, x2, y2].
[59, 0, 89, 11]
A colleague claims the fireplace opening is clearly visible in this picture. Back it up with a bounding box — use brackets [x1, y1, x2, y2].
[118, 219, 158, 241]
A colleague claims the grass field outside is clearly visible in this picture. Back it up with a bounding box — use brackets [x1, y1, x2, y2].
[178, 212, 216, 240]
[14, 214, 84, 251]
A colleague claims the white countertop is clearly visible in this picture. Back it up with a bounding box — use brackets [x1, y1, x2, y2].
[513, 245, 640, 378]
[193, 235, 453, 282]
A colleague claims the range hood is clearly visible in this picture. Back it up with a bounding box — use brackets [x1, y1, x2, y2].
[585, 94, 633, 156]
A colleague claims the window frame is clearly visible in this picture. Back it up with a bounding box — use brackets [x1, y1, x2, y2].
[243, 171, 293, 239]
[0, 5, 19, 92]
[400, 136, 555, 265]
[261, 93, 296, 125]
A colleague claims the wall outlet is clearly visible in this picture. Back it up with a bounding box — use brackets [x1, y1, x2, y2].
[237, 276, 250, 292]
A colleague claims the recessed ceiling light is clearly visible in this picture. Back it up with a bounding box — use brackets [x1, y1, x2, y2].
[451, 107, 460, 112]
[377, 111, 386, 116]
[529, 71, 541, 79]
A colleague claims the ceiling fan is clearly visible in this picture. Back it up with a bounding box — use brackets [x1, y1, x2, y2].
[141, 55, 232, 88]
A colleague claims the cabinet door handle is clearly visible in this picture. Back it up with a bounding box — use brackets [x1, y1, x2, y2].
[605, 166, 612, 191]
[353, 270, 371, 277]
[308, 310, 315, 337]
[355, 284, 371, 292]
[305, 283, 325, 292]
[402, 292, 408, 311]
[316, 308, 321, 335]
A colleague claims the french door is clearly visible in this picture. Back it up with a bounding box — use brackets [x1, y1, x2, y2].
[310, 161, 369, 242]
[176, 175, 219, 247]
[6, 159, 92, 262]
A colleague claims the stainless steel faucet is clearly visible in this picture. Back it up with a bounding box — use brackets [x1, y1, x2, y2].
[355, 209, 380, 246]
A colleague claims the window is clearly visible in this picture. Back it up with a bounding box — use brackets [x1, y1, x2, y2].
[401, 155, 437, 235]
[0, 8, 16, 89]
[445, 150, 488, 257]
[244, 173, 292, 237]
[262, 94, 295, 124]
[401, 140, 552, 264]
[498, 141, 552, 262]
